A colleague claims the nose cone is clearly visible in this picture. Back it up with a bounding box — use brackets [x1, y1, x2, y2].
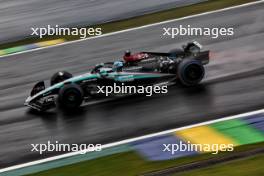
[24, 96, 32, 104]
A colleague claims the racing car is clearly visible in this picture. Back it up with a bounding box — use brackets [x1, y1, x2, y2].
[24, 41, 210, 111]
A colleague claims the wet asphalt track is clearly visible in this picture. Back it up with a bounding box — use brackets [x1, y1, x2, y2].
[0, 0, 205, 43]
[0, 2, 264, 168]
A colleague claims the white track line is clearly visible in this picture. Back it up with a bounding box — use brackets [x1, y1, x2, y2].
[1, 108, 264, 173]
[0, 0, 263, 59]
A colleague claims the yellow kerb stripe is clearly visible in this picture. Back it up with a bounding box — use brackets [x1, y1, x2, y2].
[0, 50, 5, 56]
[36, 39, 65, 47]
[175, 125, 238, 153]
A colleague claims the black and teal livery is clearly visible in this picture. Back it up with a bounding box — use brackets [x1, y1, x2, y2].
[25, 69, 176, 111]
[25, 41, 210, 111]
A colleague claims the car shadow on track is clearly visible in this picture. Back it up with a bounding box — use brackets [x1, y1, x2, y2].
[26, 83, 213, 121]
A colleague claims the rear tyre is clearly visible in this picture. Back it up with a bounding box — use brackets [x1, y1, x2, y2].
[50, 71, 73, 86]
[177, 59, 205, 86]
[58, 84, 83, 110]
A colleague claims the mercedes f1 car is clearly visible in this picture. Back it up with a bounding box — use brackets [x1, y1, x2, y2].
[24, 41, 210, 111]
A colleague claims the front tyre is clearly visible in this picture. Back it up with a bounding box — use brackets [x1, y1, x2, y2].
[177, 59, 205, 86]
[58, 84, 83, 110]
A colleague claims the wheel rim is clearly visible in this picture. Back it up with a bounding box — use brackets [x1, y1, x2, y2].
[185, 64, 204, 82]
[64, 90, 80, 106]
[67, 93, 76, 102]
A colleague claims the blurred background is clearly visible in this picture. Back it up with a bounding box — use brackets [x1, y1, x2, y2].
[0, 0, 263, 176]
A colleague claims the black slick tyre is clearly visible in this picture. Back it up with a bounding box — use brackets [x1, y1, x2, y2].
[58, 84, 83, 110]
[177, 59, 205, 86]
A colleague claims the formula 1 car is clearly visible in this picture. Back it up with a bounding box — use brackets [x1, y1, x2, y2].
[24, 41, 210, 111]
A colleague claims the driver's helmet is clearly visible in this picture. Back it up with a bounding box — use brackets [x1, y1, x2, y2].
[113, 61, 124, 72]
[124, 50, 131, 56]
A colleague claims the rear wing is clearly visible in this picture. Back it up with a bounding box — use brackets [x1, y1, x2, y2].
[142, 41, 209, 65]
[141, 50, 210, 65]
[194, 50, 210, 65]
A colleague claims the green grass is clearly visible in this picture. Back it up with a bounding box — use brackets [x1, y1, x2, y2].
[27, 142, 264, 176]
[0, 0, 258, 50]
[173, 154, 264, 176]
